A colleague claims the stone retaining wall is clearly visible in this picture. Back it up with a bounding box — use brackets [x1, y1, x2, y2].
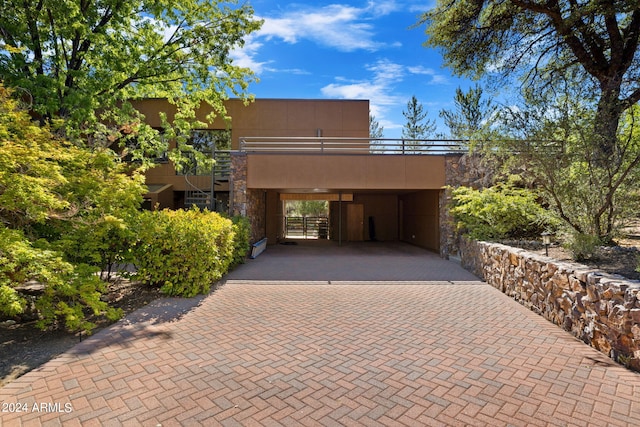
[460, 238, 640, 371]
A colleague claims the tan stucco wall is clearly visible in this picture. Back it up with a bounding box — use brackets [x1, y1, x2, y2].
[265, 191, 282, 243]
[132, 98, 370, 191]
[246, 155, 446, 190]
[356, 194, 399, 241]
[131, 98, 369, 149]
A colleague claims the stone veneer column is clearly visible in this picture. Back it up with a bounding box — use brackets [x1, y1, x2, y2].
[230, 152, 247, 216]
[230, 152, 267, 243]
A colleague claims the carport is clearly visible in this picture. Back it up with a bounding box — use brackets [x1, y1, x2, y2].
[236, 140, 453, 253]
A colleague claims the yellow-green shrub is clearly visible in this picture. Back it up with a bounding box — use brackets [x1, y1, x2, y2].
[230, 215, 250, 268]
[133, 209, 235, 297]
[451, 184, 558, 240]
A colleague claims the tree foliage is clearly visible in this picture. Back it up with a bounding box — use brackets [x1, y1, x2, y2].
[0, 0, 262, 166]
[401, 95, 436, 146]
[286, 200, 328, 217]
[490, 83, 640, 243]
[369, 114, 384, 139]
[0, 85, 147, 332]
[422, 1, 640, 245]
[420, 0, 640, 160]
[439, 84, 497, 141]
[450, 182, 559, 241]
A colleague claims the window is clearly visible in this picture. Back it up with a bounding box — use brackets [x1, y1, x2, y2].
[177, 129, 231, 176]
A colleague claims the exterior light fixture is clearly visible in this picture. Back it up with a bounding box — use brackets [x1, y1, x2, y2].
[541, 231, 552, 256]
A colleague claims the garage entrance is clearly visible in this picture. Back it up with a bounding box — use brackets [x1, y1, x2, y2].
[265, 190, 442, 252]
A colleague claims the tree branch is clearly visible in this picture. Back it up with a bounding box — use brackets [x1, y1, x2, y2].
[25, 0, 45, 75]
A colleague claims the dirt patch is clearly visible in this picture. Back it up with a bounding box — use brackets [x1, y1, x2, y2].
[527, 245, 640, 280]
[0, 280, 163, 388]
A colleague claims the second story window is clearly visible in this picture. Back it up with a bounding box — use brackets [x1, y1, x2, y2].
[178, 129, 231, 176]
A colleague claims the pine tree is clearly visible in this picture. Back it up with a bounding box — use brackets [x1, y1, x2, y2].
[402, 96, 436, 150]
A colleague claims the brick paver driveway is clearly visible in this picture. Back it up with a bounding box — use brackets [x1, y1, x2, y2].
[2, 242, 640, 426]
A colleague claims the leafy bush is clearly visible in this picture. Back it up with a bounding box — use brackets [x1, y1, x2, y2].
[450, 184, 557, 240]
[0, 227, 122, 333]
[57, 214, 137, 280]
[0, 85, 139, 332]
[132, 209, 236, 297]
[230, 215, 251, 268]
[0, 228, 29, 317]
[34, 263, 123, 333]
[47, 148, 146, 279]
[565, 233, 602, 262]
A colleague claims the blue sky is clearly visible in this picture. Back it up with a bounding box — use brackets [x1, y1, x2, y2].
[230, 0, 478, 138]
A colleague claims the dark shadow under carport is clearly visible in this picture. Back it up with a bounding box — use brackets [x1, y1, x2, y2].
[224, 240, 480, 282]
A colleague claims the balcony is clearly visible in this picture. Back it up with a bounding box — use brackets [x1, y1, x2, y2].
[238, 137, 466, 191]
[239, 137, 465, 155]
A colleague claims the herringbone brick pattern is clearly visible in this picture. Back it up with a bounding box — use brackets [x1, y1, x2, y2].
[2, 281, 640, 426]
[3, 242, 640, 426]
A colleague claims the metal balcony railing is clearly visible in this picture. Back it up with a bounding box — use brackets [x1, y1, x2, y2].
[239, 137, 467, 155]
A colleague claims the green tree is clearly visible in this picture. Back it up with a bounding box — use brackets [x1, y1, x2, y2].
[439, 84, 496, 142]
[491, 83, 640, 243]
[450, 182, 558, 241]
[402, 95, 436, 150]
[0, 0, 262, 166]
[369, 114, 385, 153]
[287, 201, 328, 217]
[0, 86, 127, 332]
[369, 114, 384, 139]
[420, 0, 640, 162]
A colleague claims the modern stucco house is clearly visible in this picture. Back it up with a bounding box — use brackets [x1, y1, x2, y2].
[132, 98, 477, 256]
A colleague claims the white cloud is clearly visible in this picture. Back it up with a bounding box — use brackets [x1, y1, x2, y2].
[408, 65, 449, 84]
[321, 58, 408, 128]
[322, 59, 404, 101]
[256, 2, 402, 52]
[320, 57, 452, 132]
[230, 35, 270, 73]
[366, 0, 400, 16]
[230, 2, 405, 77]
[407, 1, 437, 14]
[257, 5, 383, 52]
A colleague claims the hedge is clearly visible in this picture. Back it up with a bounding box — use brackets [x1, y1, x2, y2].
[132, 209, 248, 297]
